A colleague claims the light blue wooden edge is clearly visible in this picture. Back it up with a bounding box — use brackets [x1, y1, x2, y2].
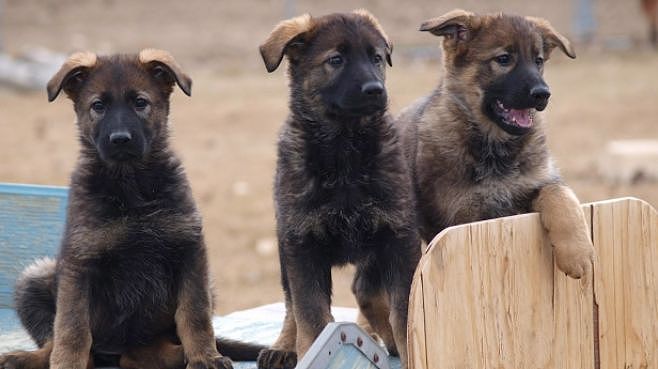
[0, 182, 69, 307]
[0, 183, 69, 198]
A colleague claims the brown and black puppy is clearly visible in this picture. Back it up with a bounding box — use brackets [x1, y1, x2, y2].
[398, 10, 594, 279]
[257, 10, 421, 369]
[0, 50, 263, 369]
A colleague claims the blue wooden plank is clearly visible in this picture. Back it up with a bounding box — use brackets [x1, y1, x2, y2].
[0, 183, 68, 198]
[0, 308, 35, 351]
[0, 183, 68, 307]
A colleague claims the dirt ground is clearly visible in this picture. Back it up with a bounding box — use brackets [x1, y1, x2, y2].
[1, 0, 657, 314]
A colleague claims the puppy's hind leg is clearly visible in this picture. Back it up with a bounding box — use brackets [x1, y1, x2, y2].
[532, 183, 594, 280]
[0, 258, 58, 369]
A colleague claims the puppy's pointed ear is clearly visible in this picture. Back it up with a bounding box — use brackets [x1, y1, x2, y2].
[259, 14, 314, 73]
[526, 16, 576, 59]
[353, 9, 393, 66]
[139, 49, 192, 96]
[47, 51, 97, 102]
[419, 9, 477, 43]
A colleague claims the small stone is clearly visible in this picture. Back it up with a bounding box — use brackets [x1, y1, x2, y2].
[255, 237, 277, 257]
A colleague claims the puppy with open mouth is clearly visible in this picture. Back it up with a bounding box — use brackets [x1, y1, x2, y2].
[397, 10, 594, 279]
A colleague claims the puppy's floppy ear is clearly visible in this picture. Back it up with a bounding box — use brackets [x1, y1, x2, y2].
[526, 16, 576, 59]
[139, 48, 192, 96]
[47, 51, 97, 102]
[259, 14, 314, 73]
[353, 9, 393, 66]
[419, 9, 477, 42]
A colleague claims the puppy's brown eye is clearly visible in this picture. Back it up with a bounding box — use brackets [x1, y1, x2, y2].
[495, 54, 512, 66]
[327, 55, 343, 67]
[135, 98, 149, 110]
[373, 54, 383, 64]
[535, 56, 544, 67]
[91, 101, 105, 113]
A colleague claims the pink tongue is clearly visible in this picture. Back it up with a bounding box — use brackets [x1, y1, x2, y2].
[509, 109, 532, 127]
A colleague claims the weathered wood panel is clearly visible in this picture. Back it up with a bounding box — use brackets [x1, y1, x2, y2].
[593, 198, 658, 369]
[408, 198, 657, 369]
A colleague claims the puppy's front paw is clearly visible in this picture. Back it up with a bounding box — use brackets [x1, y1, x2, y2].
[385, 343, 399, 357]
[257, 349, 297, 369]
[186, 355, 233, 369]
[553, 234, 594, 279]
[0, 351, 46, 369]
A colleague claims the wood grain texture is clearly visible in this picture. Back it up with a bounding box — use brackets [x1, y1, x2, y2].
[408, 198, 657, 369]
[407, 256, 428, 369]
[593, 198, 658, 369]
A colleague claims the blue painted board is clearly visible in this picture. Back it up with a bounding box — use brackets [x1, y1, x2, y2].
[0, 183, 68, 307]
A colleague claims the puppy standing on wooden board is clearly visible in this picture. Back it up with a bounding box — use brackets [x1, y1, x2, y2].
[257, 10, 421, 369]
[0, 50, 264, 369]
[397, 10, 595, 279]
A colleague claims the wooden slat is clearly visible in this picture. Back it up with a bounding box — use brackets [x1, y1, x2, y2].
[411, 212, 593, 368]
[408, 198, 657, 369]
[407, 257, 428, 369]
[593, 198, 658, 369]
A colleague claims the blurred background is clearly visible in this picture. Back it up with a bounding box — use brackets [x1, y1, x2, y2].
[0, 0, 656, 314]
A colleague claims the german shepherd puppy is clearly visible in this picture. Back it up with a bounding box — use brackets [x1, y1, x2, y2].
[0, 50, 263, 369]
[257, 10, 421, 369]
[397, 10, 594, 279]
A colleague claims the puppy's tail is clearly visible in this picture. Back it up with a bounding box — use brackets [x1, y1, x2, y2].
[216, 337, 267, 361]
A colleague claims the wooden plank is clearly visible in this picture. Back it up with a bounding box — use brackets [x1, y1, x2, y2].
[593, 200, 618, 369]
[407, 257, 428, 369]
[627, 199, 658, 367]
[0, 184, 68, 308]
[420, 225, 477, 368]
[593, 198, 658, 369]
[411, 211, 593, 368]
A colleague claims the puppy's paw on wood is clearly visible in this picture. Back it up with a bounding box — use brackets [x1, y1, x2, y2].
[552, 234, 594, 280]
[186, 355, 233, 369]
[256, 349, 297, 369]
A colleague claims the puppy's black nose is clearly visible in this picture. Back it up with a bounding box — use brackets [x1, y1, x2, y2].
[530, 85, 551, 111]
[109, 131, 132, 145]
[361, 81, 384, 96]
[530, 85, 551, 102]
